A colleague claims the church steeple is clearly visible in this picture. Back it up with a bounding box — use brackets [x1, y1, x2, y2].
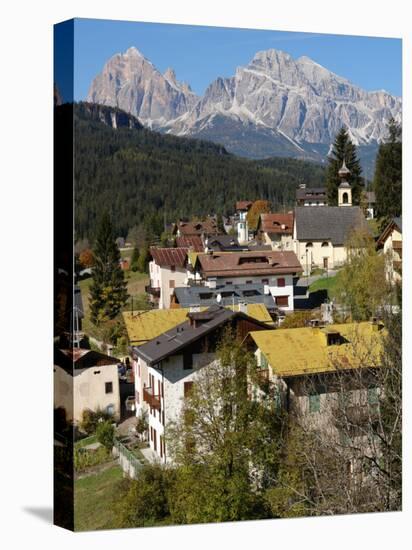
[338, 160, 352, 206]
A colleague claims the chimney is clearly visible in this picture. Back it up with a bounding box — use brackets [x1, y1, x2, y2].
[208, 279, 217, 289]
[238, 301, 247, 314]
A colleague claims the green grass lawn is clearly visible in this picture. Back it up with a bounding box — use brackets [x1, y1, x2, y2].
[309, 274, 340, 300]
[74, 465, 126, 531]
[75, 435, 97, 449]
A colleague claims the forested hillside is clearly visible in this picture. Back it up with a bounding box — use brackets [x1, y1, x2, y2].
[72, 103, 326, 240]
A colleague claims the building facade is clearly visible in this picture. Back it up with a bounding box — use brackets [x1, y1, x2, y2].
[148, 247, 188, 309]
[54, 349, 121, 424]
[131, 306, 273, 462]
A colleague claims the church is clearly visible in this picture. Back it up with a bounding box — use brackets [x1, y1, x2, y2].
[293, 161, 369, 274]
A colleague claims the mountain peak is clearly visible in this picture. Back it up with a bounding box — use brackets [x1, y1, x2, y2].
[124, 46, 144, 58]
[164, 67, 177, 83]
[252, 49, 294, 64]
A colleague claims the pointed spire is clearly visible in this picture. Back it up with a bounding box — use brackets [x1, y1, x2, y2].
[338, 159, 351, 188]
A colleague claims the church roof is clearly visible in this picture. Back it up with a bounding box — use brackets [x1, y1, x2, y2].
[295, 206, 368, 245]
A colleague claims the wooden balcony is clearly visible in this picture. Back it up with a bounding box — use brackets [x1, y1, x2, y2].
[143, 386, 161, 410]
[145, 284, 161, 298]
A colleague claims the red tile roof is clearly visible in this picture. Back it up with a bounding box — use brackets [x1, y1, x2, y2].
[176, 219, 218, 236]
[197, 250, 302, 278]
[176, 235, 204, 252]
[236, 201, 253, 211]
[150, 247, 188, 267]
[259, 213, 294, 234]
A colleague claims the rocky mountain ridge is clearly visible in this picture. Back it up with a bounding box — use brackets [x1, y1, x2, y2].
[87, 47, 401, 165]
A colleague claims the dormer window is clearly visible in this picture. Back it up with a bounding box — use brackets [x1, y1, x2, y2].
[326, 331, 341, 346]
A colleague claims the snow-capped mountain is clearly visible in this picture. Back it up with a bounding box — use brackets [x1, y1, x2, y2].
[87, 47, 401, 163]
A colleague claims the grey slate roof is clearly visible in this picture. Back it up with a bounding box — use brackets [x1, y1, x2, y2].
[393, 217, 402, 233]
[296, 187, 327, 200]
[134, 305, 272, 366]
[295, 206, 368, 245]
[204, 234, 246, 251]
[173, 283, 276, 310]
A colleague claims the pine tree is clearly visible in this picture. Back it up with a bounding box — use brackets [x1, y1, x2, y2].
[89, 212, 129, 325]
[137, 245, 150, 274]
[130, 246, 139, 272]
[373, 118, 402, 225]
[326, 128, 363, 205]
[216, 213, 225, 234]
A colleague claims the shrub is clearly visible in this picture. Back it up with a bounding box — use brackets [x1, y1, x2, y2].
[96, 420, 115, 451]
[80, 408, 111, 435]
[74, 446, 110, 472]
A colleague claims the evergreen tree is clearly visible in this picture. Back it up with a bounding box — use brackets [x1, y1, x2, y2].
[373, 118, 402, 224]
[89, 212, 129, 325]
[130, 246, 139, 272]
[137, 245, 150, 274]
[326, 128, 363, 205]
[216, 213, 225, 234]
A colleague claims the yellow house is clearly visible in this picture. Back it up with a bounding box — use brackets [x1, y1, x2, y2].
[247, 321, 384, 427]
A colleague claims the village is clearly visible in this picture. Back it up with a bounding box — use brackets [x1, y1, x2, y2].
[54, 156, 402, 528]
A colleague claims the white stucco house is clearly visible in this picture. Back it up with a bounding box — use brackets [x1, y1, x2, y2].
[54, 348, 121, 424]
[256, 212, 294, 250]
[148, 247, 189, 309]
[131, 306, 273, 463]
[235, 201, 253, 244]
[188, 250, 302, 312]
[377, 217, 402, 284]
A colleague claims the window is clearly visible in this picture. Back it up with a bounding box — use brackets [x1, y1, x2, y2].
[260, 352, 268, 369]
[169, 279, 175, 288]
[184, 381, 194, 397]
[327, 332, 341, 346]
[261, 279, 269, 285]
[368, 387, 379, 405]
[246, 280, 253, 284]
[321, 241, 329, 247]
[275, 295, 289, 307]
[342, 192, 349, 204]
[183, 353, 193, 370]
[225, 281, 233, 285]
[170, 265, 175, 272]
[136, 390, 140, 405]
[105, 382, 113, 394]
[106, 404, 114, 416]
[277, 277, 285, 287]
[306, 242, 313, 248]
[309, 393, 320, 413]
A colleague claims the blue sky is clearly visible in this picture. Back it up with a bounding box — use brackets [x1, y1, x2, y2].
[55, 18, 402, 102]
